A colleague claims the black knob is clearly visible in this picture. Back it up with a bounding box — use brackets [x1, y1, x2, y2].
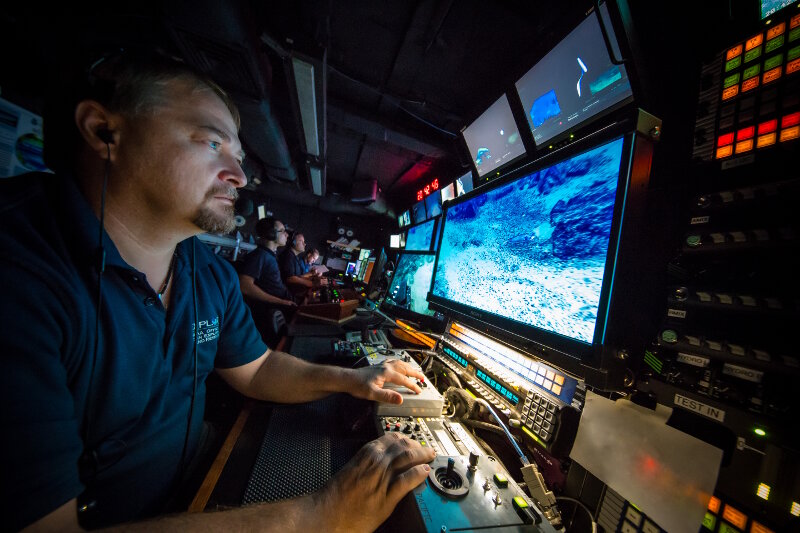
[446, 457, 455, 478]
[469, 452, 479, 468]
[403, 424, 412, 434]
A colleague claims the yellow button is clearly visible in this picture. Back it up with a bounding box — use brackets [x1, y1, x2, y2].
[513, 496, 529, 509]
[420, 441, 426, 446]
[494, 473, 508, 487]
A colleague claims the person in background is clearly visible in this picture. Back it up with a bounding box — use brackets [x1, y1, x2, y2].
[239, 217, 297, 309]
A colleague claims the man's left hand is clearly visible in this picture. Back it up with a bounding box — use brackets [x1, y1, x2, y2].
[346, 360, 426, 404]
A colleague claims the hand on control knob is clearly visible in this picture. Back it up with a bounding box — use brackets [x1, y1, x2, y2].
[314, 432, 436, 532]
[345, 359, 425, 404]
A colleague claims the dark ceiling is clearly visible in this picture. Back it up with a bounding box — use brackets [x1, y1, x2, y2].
[2, 1, 757, 217]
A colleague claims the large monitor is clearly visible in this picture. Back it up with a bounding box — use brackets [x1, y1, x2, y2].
[411, 200, 427, 224]
[405, 218, 437, 252]
[429, 135, 631, 363]
[514, 2, 633, 148]
[366, 248, 389, 294]
[383, 252, 444, 329]
[461, 94, 527, 178]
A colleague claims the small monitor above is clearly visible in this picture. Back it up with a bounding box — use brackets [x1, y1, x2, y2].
[425, 193, 442, 219]
[411, 200, 427, 224]
[390, 234, 401, 248]
[405, 218, 437, 252]
[514, 2, 633, 148]
[345, 262, 357, 277]
[456, 171, 474, 196]
[461, 94, 527, 178]
[441, 183, 456, 204]
[399, 210, 411, 227]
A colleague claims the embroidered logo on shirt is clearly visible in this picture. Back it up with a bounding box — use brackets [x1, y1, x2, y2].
[193, 316, 220, 345]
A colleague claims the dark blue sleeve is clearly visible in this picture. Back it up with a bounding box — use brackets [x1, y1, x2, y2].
[0, 262, 85, 530]
[239, 248, 265, 280]
[211, 258, 268, 369]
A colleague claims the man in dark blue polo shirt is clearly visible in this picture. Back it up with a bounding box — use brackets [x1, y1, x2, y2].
[279, 231, 322, 299]
[0, 50, 433, 531]
[239, 216, 297, 307]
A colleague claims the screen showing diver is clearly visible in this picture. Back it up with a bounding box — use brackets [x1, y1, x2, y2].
[461, 94, 527, 177]
[431, 136, 626, 346]
[385, 253, 437, 317]
[515, 2, 632, 147]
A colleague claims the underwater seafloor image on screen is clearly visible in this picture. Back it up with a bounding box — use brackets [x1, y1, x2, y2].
[432, 137, 625, 344]
[386, 254, 437, 317]
[405, 219, 435, 251]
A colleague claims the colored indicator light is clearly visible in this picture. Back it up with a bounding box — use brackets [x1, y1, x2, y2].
[737, 126, 755, 140]
[703, 512, 717, 530]
[750, 521, 775, 533]
[793, 13, 800, 29]
[746, 33, 764, 51]
[764, 66, 783, 83]
[745, 46, 763, 63]
[782, 112, 800, 128]
[791, 501, 800, 516]
[742, 77, 760, 91]
[727, 44, 743, 60]
[754, 427, 767, 436]
[780, 125, 800, 141]
[708, 496, 721, 514]
[756, 483, 770, 500]
[788, 57, 800, 74]
[764, 54, 784, 70]
[735, 139, 754, 153]
[758, 119, 778, 134]
[789, 45, 800, 61]
[766, 35, 785, 53]
[791, 27, 800, 43]
[716, 145, 734, 159]
[757, 132, 777, 147]
[744, 64, 761, 79]
[722, 504, 748, 529]
[726, 56, 743, 72]
[767, 22, 786, 40]
[718, 132, 735, 146]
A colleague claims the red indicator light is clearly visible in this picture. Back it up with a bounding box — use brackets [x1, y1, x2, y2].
[742, 77, 760, 92]
[717, 132, 735, 146]
[416, 190, 423, 201]
[758, 119, 778, 134]
[737, 126, 755, 141]
[432, 178, 439, 191]
[782, 112, 800, 128]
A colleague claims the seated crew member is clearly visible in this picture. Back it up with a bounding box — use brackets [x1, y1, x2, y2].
[301, 247, 320, 275]
[0, 50, 434, 532]
[239, 217, 297, 309]
[279, 232, 320, 298]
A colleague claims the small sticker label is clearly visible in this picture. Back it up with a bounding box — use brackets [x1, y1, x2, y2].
[668, 309, 687, 318]
[723, 363, 764, 383]
[674, 394, 726, 422]
[691, 216, 710, 225]
[677, 352, 711, 367]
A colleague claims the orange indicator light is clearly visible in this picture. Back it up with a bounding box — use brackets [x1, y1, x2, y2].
[746, 33, 764, 51]
[788, 57, 800, 74]
[716, 145, 734, 159]
[792, 13, 800, 29]
[767, 22, 786, 40]
[758, 119, 778, 134]
[757, 133, 777, 148]
[780, 125, 800, 142]
[708, 496, 721, 514]
[722, 85, 739, 100]
[782, 112, 800, 128]
[742, 77, 760, 91]
[718, 132, 735, 146]
[735, 139, 754, 153]
[722, 504, 748, 529]
[763, 66, 783, 83]
[737, 126, 755, 140]
[727, 44, 743, 60]
[751, 521, 775, 533]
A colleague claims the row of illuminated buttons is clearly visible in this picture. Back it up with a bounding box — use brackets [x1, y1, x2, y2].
[716, 113, 800, 157]
[722, 57, 799, 101]
[685, 227, 796, 247]
[725, 15, 800, 68]
[724, 44, 800, 89]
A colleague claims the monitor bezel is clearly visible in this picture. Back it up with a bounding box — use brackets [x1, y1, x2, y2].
[404, 217, 439, 252]
[381, 251, 446, 332]
[513, 1, 636, 150]
[428, 127, 635, 369]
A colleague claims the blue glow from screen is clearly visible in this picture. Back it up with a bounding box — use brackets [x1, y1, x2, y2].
[405, 219, 435, 251]
[432, 137, 625, 344]
[387, 254, 437, 317]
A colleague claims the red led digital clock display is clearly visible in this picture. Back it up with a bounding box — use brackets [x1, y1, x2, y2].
[416, 178, 439, 201]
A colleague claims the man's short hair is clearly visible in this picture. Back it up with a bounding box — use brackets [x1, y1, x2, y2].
[44, 48, 240, 173]
[255, 217, 279, 241]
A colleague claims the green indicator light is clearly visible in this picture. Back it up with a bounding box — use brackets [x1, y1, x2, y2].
[744, 46, 763, 63]
[718, 522, 739, 533]
[725, 56, 742, 71]
[702, 512, 717, 530]
[743, 64, 761, 79]
[765, 54, 784, 70]
[724, 73, 741, 87]
[789, 45, 800, 61]
[766, 34, 785, 53]
[754, 428, 766, 436]
[790, 27, 800, 43]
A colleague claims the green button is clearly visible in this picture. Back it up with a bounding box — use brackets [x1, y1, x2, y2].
[789, 45, 800, 61]
[513, 496, 529, 509]
[743, 64, 760, 79]
[725, 56, 742, 71]
[723, 73, 741, 87]
[765, 54, 783, 70]
[686, 235, 702, 247]
[744, 46, 762, 63]
[790, 27, 800, 42]
[420, 441, 426, 446]
[494, 473, 508, 487]
[661, 330, 678, 344]
[702, 512, 717, 530]
[766, 35, 785, 53]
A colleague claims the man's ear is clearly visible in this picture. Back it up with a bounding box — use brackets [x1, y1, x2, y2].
[74, 100, 119, 159]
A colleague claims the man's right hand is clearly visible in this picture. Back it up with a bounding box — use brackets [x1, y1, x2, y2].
[313, 432, 435, 532]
